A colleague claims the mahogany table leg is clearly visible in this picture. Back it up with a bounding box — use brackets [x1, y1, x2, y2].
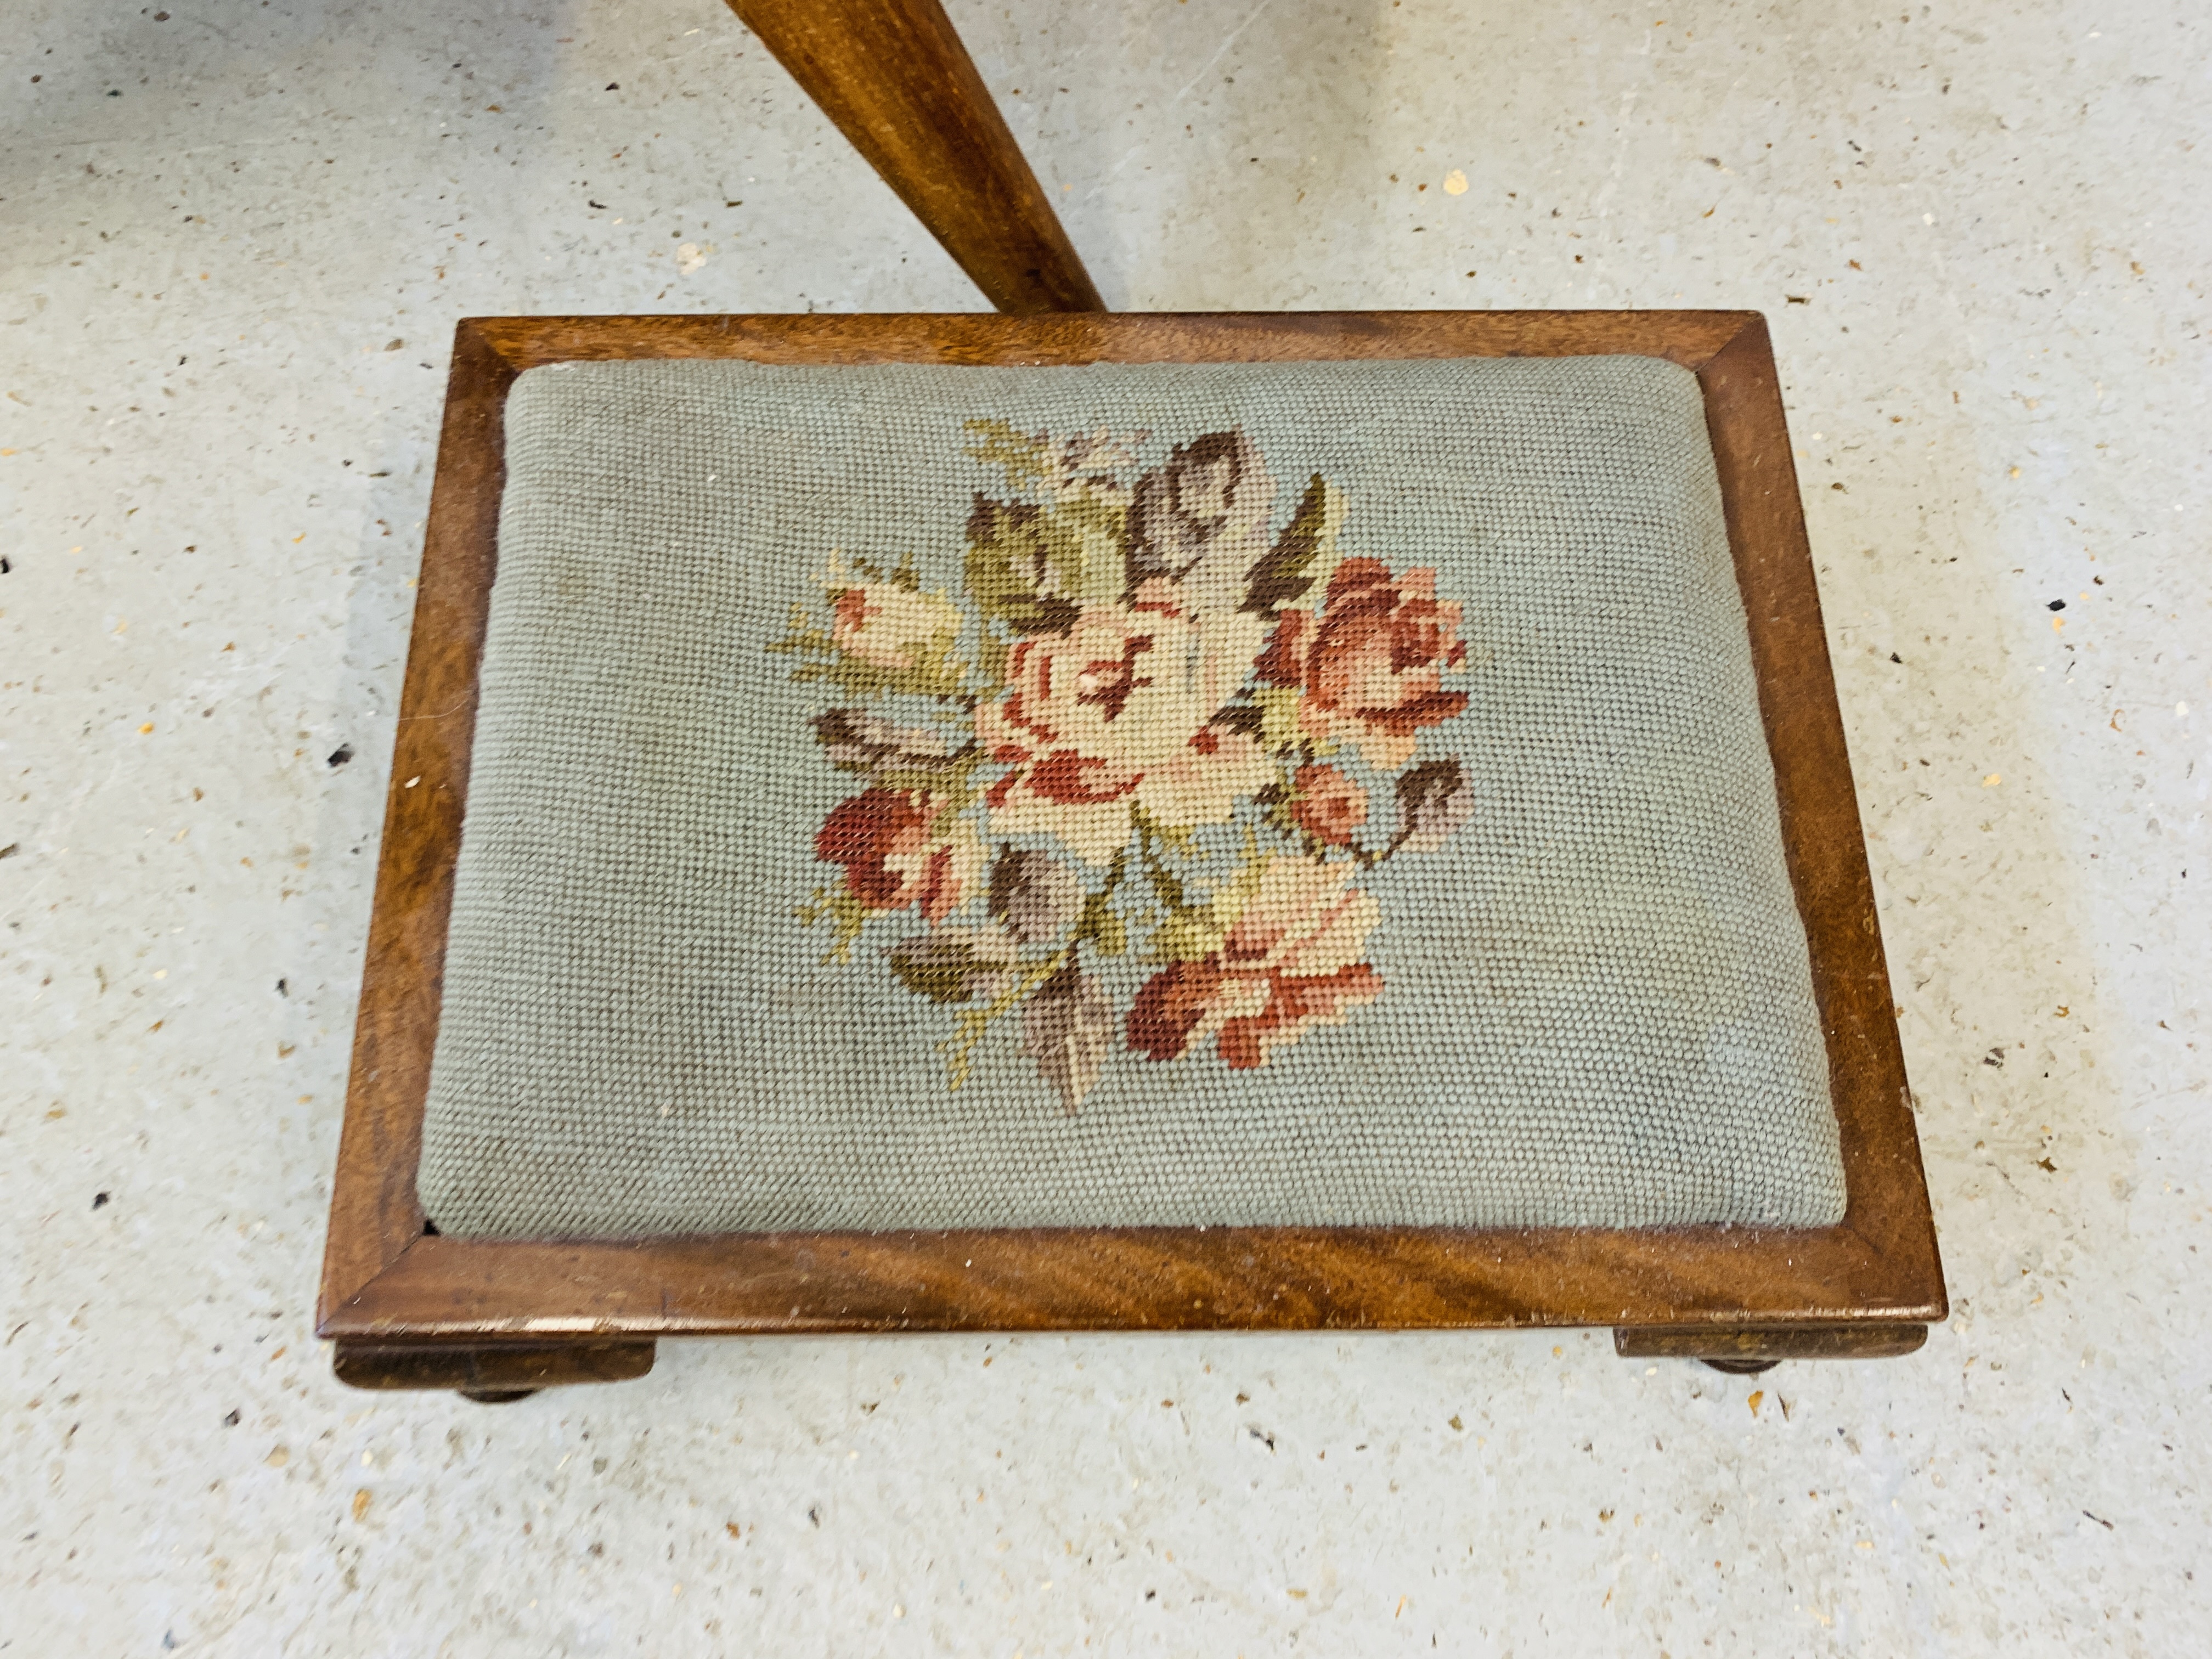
[724, 0, 1104, 314]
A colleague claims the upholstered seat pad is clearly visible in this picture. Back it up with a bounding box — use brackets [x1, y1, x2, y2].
[415, 355, 1845, 1238]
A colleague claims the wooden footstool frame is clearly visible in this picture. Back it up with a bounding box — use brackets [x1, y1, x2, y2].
[315, 309, 1945, 1396]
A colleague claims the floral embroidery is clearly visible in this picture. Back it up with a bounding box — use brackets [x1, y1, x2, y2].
[772, 420, 1477, 1113]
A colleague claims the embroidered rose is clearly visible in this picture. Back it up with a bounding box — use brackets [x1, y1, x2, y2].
[1289, 762, 1368, 848]
[1128, 854, 1384, 1070]
[1258, 558, 1469, 770]
[977, 603, 1272, 866]
[829, 577, 964, 674]
[778, 417, 1481, 1108]
[814, 787, 981, 922]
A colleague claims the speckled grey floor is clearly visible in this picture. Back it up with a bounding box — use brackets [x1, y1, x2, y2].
[4, 2, 2207, 1653]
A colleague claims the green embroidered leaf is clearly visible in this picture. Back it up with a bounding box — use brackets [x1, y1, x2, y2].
[794, 885, 872, 964]
[1241, 474, 1347, 616]
[1137, 847, 1187, 911]
[1075, 889, 1127, 956]
[1152, 833, 1271, 961]
[941, 952, 1062, 1092]
[886, 927, 1019, 1004]
[963, 417, 1055, 490]
[972, 629, 1009, 694]
[1207, 839, 1271, 927]
[1148, 909, 1224, 964]
[1053, 491, 1134, 605]
[1128, 820, 1218, 961]
[1143, 815, 1198, 857]
[765, 603, 836, 661]
[769, 605, 974, 703]
[964, 498, 1080, 638]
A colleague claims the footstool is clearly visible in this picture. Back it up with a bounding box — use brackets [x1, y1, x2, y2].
[318, 312, 1944, 1396]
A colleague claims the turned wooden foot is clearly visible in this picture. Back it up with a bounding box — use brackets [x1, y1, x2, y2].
[1613, 1323, 1927, 1368]
[333, 1339, 656, 1397]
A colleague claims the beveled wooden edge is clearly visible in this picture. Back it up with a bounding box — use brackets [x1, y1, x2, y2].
[318, 311, 1945, 1345]
[325, 1223, 1937, 1338]
[317, 320, 516, 1322]
[1697, 315, 1942, 1300]
[332, 1338, 657, 1393]
[462, 309, 1755, 371]
[1614, 1323, 1928, 1363]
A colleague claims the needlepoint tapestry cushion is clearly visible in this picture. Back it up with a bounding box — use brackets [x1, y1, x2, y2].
[414, 356, 1847, 1238]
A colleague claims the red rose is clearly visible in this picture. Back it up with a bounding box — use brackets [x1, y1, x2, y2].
[1126, 958, 1228, 1063]
[815, 787, 980, 922]
[1126, 855, 1384, 1070]
[1290, 762, 1368, 848]
[1258, 558, 1468, 770]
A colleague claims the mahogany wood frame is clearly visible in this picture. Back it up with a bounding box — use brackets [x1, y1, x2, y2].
[317, 312, 1945, 1391]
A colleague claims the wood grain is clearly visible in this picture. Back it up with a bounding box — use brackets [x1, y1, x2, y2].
[1613, 1324, 1927, 1362]
[317, 312, 1946, 1353]
[1697, 315, 1942, 1284]
[332, 1339, 656, 1392]
[328, 1218, 1937, 1337]
[464, 309, 1754, 372]
[722, 0, 1102, 314]
[316, 321, 515, 1323]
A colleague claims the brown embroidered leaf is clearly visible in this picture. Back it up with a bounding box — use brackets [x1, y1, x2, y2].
[1022, 964, 1113, 1114]
[1127, 430, 1276, 611]
[1393, 758, 1474, 853]
[811, 708, 964, 778]
[885, 926, 1018, 1004]
[1240, 473, 1346, 617]
[988, 848, 1084, 944]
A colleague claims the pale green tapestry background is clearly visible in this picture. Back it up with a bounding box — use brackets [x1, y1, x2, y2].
[414, 355, 1844, 1237]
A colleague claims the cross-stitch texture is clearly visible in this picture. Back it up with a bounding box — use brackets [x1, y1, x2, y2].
[415, 356, 1846, 1238]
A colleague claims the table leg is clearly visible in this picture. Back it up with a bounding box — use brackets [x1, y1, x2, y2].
[725, 0, 1104, 313]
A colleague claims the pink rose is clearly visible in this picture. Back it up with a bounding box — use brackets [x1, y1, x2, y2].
[1257, 558, 1468, 770]
[978, 603, 1273, 865]
[815, 787, 981, 922]
[1127, 855, 1384, 1070]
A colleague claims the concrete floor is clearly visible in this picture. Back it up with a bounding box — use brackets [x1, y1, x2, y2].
[5, 0, 2208, 1651]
